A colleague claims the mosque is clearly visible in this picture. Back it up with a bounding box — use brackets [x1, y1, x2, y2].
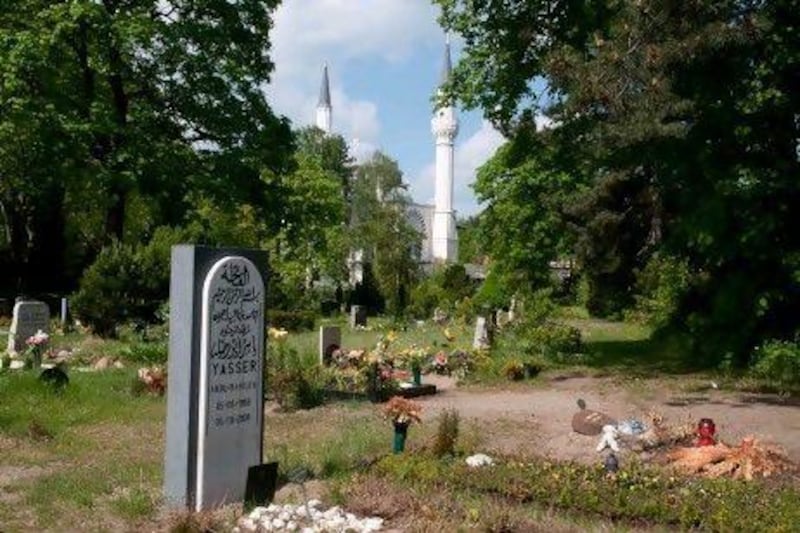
[313, 41, 459, 279]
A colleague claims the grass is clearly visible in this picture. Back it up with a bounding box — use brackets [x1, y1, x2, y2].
[0, 309, 796, 530]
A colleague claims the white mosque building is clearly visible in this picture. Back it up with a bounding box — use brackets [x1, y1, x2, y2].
[314, 41, 459, 277]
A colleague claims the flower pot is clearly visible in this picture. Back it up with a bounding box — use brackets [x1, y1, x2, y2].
[412, 365, 422, 386]
[393, 422, 409, 453]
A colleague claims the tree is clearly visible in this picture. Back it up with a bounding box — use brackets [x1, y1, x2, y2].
[437, 0, 800, 364]
[0, 0, 293, 294]
[349, 152, 421, 316]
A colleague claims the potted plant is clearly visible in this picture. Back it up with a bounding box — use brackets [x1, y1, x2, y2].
[382, 396, 423, 453]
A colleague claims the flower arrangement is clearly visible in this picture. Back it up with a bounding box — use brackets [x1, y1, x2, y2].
[24, 330, 49, 368]
[432, 351, 449, 374]
[382, 396, 423, 426]
[137, 366, 167, 395]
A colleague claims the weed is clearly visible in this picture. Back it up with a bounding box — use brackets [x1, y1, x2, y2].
[432, 409, 460, 458]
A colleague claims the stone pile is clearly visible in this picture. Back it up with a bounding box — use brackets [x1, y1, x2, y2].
[235, 500, 383, 532]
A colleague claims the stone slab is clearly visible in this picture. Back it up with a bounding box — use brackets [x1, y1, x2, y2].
[571, 410, 617, 436]
[6, 300, 49, 354]
[350, 305, 367, 328]
[319, 326, 341, 365]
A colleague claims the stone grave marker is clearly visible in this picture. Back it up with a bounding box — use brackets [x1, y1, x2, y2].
[6, 300, 50, 354]
[350, 305, 367, 328]
[319, 326, 341, 365]
[164, 245, 268, 511]
[472, 316, 490, 350]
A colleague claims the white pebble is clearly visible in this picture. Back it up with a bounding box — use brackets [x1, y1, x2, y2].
[272, 518, 285, 529]
[285, 521, 298, 531]
[239, 518, 257, 531]
[307, 498, 322, 508]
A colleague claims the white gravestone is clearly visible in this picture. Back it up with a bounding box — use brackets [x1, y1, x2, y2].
[473, 316, 490, 350]
[196, 256, 265, 510]
[7, 300, 50, 354]
[319, 326, 341, 365]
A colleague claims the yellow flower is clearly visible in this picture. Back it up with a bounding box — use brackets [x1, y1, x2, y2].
[268, 327, 288, 341]
[443, 328, 455, 342]
[386, 330, 398, 343]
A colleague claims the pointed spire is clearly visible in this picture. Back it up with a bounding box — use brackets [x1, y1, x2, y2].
[318, 63, 331, 108]
[440, 35, 452, 85]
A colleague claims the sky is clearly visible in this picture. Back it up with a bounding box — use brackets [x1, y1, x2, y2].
[264, 0, 506, 217]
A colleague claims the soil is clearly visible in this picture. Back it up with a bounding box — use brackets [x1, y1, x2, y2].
[416, 374, 800, 468]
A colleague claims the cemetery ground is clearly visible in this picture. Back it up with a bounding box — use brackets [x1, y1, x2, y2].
[1, 314, 799, 531]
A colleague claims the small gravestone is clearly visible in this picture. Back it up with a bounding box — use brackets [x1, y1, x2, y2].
[350, 305, 367, 328]
[472, 316, 490, 350]
[433, 307, 448, 325]
[496, 310, 510, 329]
[6, 300, 50, 354]
[319, 326, 341, 365]
[164, 246, 268, 511]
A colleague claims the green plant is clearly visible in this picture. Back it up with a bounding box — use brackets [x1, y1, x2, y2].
[432, 409, 460, 457]
[121, 342, 168, 365]
[631, 254, 691, 328]
[502, 360, 525, 381]
[751, 339, 800, 386]
[268, 310, 316, 332]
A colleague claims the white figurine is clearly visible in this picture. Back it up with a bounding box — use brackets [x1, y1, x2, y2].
[596, 424, 620, 452]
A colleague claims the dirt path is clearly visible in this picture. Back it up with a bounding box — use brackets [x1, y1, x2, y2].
[415, 374, 800, 466]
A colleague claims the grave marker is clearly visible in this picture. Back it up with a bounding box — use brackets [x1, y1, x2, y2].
[164, 246, 268, 511]
[6, 300, 49, 354]
[472, 316, 490, 350]
[350, 305, 367, 328]
[319, 326, 341, 365]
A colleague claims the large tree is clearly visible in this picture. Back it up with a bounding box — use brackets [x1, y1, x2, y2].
[438, 0, 800, 363]
[0, 0, 293, 294]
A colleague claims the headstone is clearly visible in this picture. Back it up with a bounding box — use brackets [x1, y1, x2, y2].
[319, 326, 341, 365]
[6, 300, 50, 354]
[164, 246, 268, 511]
[433, 307, 448, 325]
[496, 310, 510, 329]
[508, 297, 517, 322]
[60, 298, 69, 329]
[472, 316, 490, 350]
[349, 305, 367, 328]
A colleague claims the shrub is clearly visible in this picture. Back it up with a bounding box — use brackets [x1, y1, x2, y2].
[120, 342, 168, 365]
[432, 409, 460, 458]
[631, 254, 691, 328]
[268, 310, 315, 332]
[72, 226, 188, 337]
[751, 339, 800, 386]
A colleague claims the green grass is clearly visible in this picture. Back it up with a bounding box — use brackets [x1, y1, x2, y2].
[0, 369, 162, 439]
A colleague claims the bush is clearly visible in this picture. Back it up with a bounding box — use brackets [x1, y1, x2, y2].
[432, 409, 460, 458]
[751, 340, 800, 386]
[631, 254, 691, 328]
[408, 264, 479, 319]
[268, 310, 315, 332]
[72, 227, 188, 337]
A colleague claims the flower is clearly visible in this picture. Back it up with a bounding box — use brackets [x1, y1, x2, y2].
[443, 328, 455, 342]
[26, 330, 49, 347]
[382, 396, 422, 425]
[432, 351, 449, 374]
[268, 327, 288, 341]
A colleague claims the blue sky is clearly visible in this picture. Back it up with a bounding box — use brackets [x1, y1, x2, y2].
[264, 0, 506, 217]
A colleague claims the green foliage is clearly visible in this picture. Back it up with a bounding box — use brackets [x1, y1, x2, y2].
[72, 226, 187, 337]
[268, 310, 316, 332]
[349, 152, 422, 316]
[0, 0, 293, 296]
[266, 340, 324, 411]
[438, 0, 800, 368]
[630, 254, 691, 329]
[120, 342, 168, 366]
[408, 264, 478, 319]
[751, 340, 800, 386]
[432, 409, 460, 458]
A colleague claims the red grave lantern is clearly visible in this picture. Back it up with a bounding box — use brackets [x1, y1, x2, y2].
[696, 418, 716, 447]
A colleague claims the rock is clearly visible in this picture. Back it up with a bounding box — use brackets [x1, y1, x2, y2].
[113, 360, 124, 369]
[93, 356, 111, 370]
[571, 409, 617, 436]
[466, 453, 494, 467]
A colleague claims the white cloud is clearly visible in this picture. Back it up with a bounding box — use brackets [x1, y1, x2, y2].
[266, 0, 441, 146]
[410, 120, 506, 217]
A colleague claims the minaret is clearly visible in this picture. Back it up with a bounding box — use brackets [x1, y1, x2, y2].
[316, 63, 332, 134]
[431, 38, 459, 263]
